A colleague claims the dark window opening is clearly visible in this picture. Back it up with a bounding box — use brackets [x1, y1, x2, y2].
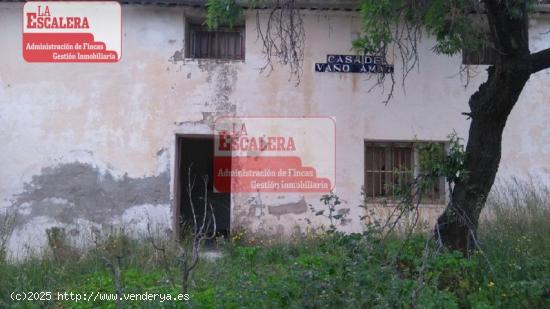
[187, 25, 245, 60]
[462, 41, 497, 65]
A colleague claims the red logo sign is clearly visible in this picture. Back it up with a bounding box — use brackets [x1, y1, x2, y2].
[23, 2, 121, 62]
[213, 117, 336, 193]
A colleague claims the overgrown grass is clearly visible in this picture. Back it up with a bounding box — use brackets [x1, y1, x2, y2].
[1, 182, 549, 308]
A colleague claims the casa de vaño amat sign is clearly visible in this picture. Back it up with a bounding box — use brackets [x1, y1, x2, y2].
[315, 55, 394, 74]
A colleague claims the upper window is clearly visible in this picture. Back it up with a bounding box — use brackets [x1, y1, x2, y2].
[364, 141, 445, 204]
[187, 25, 245, 60]
[462, 40, 496, 65]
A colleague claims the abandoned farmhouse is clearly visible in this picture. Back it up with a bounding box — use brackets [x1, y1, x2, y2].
[1, 0, 550, 257]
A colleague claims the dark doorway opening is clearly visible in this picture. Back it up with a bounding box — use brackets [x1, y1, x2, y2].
[175, 135, 230, 238]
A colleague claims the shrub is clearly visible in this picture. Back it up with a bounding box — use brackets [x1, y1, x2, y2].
[1, 180, 549, 308]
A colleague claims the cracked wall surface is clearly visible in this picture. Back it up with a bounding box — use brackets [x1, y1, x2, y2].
[0, 4, 549, 258]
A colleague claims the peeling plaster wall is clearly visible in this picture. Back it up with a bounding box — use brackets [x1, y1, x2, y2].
[0, 4, 549, 257]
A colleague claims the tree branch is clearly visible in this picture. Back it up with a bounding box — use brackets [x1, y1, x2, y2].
[531, 48, 550, 74]
[484, 0, 530, 57]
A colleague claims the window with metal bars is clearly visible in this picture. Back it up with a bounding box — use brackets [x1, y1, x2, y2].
[462, 40, 497, 65]
[364, 141, 445, 204]
[188, 25, 245, 60]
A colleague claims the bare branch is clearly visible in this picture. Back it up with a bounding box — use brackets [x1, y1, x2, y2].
[179, 166, 218, 293]
[187, 164, 198, 234]
[255, 0, 305, 84]
[101, 255, 123, 309]
[146, 223, 176, 287]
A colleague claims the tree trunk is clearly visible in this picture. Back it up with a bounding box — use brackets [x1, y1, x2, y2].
[435, 0, 536, 254]
[436, 61, 532, 253]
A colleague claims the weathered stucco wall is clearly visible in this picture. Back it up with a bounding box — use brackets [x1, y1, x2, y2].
[0, 4, 549, 257]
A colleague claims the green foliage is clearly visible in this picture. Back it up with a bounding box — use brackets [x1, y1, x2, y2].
[418, 132, 466, 187]
[355, 0, 488, 56]
[353, 0, 401, 54]
[310, 192, 348, 233]
[0, 208, 16, 264]
[423, 0, 486, 55]
[1, 181, 549, 308]
[46, 227, 67, 252]
[204, 0, 541, 68]
[206, 0, 272, 30]
[46, 227, 80, 262]
[381, 132, 465, 215]
[205, 0, 242, 29]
